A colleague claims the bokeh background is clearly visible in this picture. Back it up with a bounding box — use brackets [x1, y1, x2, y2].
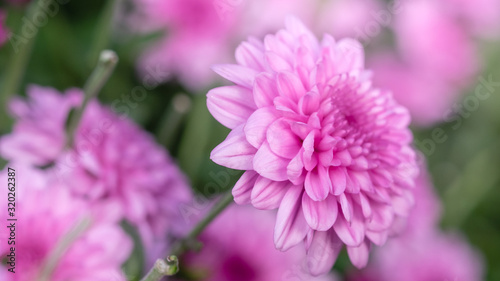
[1, 0, 500, 280]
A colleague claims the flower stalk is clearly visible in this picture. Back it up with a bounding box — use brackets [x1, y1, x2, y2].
[37, 217, 92, 281]
[65, 50, 118, 148]
[139, 192, 234, 281]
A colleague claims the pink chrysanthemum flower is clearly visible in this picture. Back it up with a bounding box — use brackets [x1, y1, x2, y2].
[207, 17, 418, 275]
[0, 166, 132, 281]
[0, 85, 192, 265]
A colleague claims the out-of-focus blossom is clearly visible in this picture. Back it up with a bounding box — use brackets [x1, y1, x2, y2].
[208, 17, 418, 275]
[0, 166, 132, 281]
[181, 205, 337, 281]
[0, 85, 192, 265]
[444, 0, 500, 37]
[394, 0, 479, 86]
[370, 232, 484, 281]
[369, 53, 458, 126]
[0, 11, 8, 47]
[133, 0, 313, 91]
[367, 0, 481, 126]
[316, 0, 382, 39]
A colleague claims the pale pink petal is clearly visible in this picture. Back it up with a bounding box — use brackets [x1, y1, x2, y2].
[304, 166, 330, 201]
[212, 64, 259, 89]
[251, 177, 290, 210]
[244, 107, 279, 148]
[266, 118, 301, 159]
[232, 171, 259, 205]
[253, 142, 289, 181]
[274, 185, 309, 251]
[333, 212, 365, 247]
[307, 230, 343, 276]
[347, 239, 371, 269]
[207, 86, 256, 129]
[302, 194, 338, 231]
[211, 125, 257, 170]
[253, 73, 279, 107]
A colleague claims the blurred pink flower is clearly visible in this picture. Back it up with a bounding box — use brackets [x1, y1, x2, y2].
[316, 0, 383, 39]
[182, 205, 337, 281]
[134, 0, 313, 91]
[366, 0, 482, 126]
[370, 232, 484, 281]
[0, 85, 192, 265]
[207, 17, 418, 275]
[0, 166, 132, 281]
[0, 11, 8, 46]
[369, 53, 458, 126]
[394, 0, 479, 86]
[444, 0, 500, 37]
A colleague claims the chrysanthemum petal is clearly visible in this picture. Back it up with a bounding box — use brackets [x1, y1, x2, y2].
[232, 171, 259, 205]
[211, 125, 256, 170]
[244, 107, 279, 148]
[306, 230, 342, 276]
[207, 86, 256, 129]
[333, 211, 365, 247]
[253, 142, 289, 181]
[302, 194, 338, 231]
[251, 177, 290, 209]
[305, 166, 330, 201]
[274, 185, 309, 251]
[267, 119, 301, 159]
[347, 239, 371, 269]
[212, 64, 258, 89]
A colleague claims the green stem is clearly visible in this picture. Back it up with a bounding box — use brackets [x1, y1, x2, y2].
[37, 217, 92, 281]
[140, 256, 179, 281]
[65, 50, 118, 148]
[139, 192, 234, 281]
[0, 0, 52, 132]
[156, 93, 192, 150]
[87, 0, 118, 68]
[172, 192, 234, 256]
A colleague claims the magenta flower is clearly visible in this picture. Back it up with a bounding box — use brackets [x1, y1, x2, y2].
[181, 205, 338, 281]
[370, 232, 483, 281]
[0, 166, 132, 281]
[207, 17, 418, 275]
[0, 85, 192, 265]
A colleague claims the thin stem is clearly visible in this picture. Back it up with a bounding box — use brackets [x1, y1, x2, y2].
[172, 192, 234, 256]
[0, 0, 52, 132]
[140, 256, 179, 281]
[87, 0, 118, 68]
[139, 192, 234, 281]
[65, 50, 118, 148]
[156, 93, 192, 149]
[37, 217, 92, 281]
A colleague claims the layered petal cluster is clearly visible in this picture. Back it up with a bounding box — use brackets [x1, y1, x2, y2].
[0, 85, 192, 265]
[0, 166, 132, 281]
[181, 205, 337, 281]
[208, 17, 418, 275]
